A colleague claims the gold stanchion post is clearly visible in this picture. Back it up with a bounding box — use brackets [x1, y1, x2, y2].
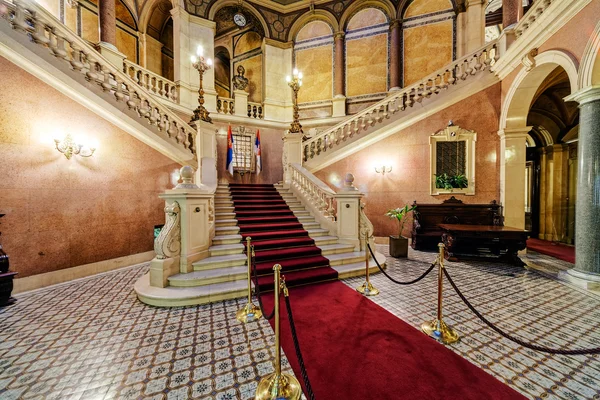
[236, 237, 262, 323]
[256, 265, 302, 400]
[356, 234, 379, 296]
[421, 243, 460, 344]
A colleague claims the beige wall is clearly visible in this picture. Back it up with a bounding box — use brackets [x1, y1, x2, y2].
[403, 20, 453, 86]
[315, 84, 502, 237]
[0, 57, 180, 279]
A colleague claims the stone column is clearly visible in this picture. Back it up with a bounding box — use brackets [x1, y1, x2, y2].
[465, 0, 486, 53]
[282, 131, 303, 184]
[502, 0, 523, 28]
[389, 20, 401, 90]
[498, 128, 530, 229]
[190, 119, 217, 189]
[263, 38, 293, 122]
[332, 32, 346, 117]
[98, 0, 116, 45]
[565, 87, 600, 286]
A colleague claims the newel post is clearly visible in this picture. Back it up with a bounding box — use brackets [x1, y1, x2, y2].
[150, 166, 215, 287]
[335, 173, 364, 251]
[282, 131, 303, 185]
[190, 119, 217, 188]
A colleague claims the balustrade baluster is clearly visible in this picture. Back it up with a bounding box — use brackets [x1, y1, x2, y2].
[114, 79, 125, 101]
[50, 31, 68, 59]
[101, 67, 112, 92]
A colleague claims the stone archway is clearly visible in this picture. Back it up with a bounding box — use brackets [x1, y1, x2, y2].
[498, 50, 579, 230]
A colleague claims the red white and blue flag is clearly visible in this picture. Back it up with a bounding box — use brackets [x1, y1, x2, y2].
[255, 130, 262, 175]
[226, 125, 234, 176]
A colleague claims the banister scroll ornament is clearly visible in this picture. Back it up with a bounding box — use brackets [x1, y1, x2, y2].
[154, 201, 181, 259]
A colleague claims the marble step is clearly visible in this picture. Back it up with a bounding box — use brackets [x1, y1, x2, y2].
[135, 274, 247, 307]
[215, 212, 236, 220]
[214, 194, 232, 200]
[193, 253, 247, 271]
[168, 266, 248, 287]
[215, 200, 234, 206]
[215, 206, 235, 213]
[333, 260, 380, 279]
[294, 210, 311, 217]
[297, 216, 315, 223]
[307, 228, 329, 237]
[302, 222, 321, 230]
[326, 251, 367, 266]
[215, 225, 240, 235]
[313, 235, 339, 246]
[212, 234, 243, 245]
[209, 243, 245, 257]
[215, 219, 238, 227]
[319, 243, 356, 256]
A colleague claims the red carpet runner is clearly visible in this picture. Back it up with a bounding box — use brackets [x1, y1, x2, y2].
[229, 183, 338, 291]
[263, 281, 526, 399]
[527, 238, 575, 264]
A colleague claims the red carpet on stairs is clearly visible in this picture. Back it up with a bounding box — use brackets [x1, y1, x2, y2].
[229, 183, 338, 291]
[262, 281, 526, 399]
[527, 238, 575, 264]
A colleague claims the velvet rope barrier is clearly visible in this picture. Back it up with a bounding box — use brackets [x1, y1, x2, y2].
[367, 243, 437, 285]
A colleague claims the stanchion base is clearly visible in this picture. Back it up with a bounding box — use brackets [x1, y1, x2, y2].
[421, 318, 460, 344]
[236, 302, 263, 323]
[356, 280, 380, 296]
[255, 372, 302, 400]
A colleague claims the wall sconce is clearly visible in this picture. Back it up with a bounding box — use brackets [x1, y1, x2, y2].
[54, 134, 96, 159]
[375, 165, 392, 175]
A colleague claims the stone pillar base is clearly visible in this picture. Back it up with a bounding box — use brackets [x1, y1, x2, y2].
[558, 269, 600, 291]
[150, 256, 180, 288]
[98, 41, 126, 68]
[234, 90, 249, 118]
[332, 95, 346, 118]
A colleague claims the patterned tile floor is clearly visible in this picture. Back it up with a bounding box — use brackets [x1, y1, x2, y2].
[1, 246, 599, 400]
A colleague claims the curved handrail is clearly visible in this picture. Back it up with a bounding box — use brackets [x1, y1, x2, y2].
[290, 163, 336, 221]
[1, 0, 196, 159]
[302, 40, 498, 162]
[123, 60, 178, 103]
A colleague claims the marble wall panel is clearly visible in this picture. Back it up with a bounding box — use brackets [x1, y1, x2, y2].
[213, 122, 283, 184]
[234, 54, 263, 103]
[346, 8, 387, 30]
[0, 57, 180, 278]
[403, 20, 453, 86]
[295, 45, 333, 103]
[296, 21, 332, 41]
[404, 0, 453, 18]
[117, 29, 138, 63]
[314, 84, 502, 237]
[346, 34, 388, 97]
[81, 7, 99, 42]
[234, 31, 262, 55]
[145, 35, 163, 76]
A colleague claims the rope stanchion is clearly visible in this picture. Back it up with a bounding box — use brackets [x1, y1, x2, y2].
[236, 237, 263, 323]
[420, 243, 460, 344]
[251, 245, 275, 321]
[443, 267, 600, 355]
[283, 278, 316, 400]
[256, 265, 302, 400]
[356, 235, 380, 296]
[367, 243, 437, 285]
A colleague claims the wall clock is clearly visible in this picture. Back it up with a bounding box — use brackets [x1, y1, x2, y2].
[234, 12, 247, 27]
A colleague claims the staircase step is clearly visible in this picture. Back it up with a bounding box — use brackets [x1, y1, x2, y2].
[326, 251, 365, 266]
[319, 243, 356, 255]
[215, 219, 238, 227]
[256, 267, 338, 292]
[235, 205, 291, 211]
[193, 254, 247, 270]
[168, 266, 247, 287]
[313, 235, 339, 246]
[215, 212, 236, 220]
[251, 237, 315, 251]
[209, 243, 245, 257]
[237, 216, 298, 224]
[254, 245, 322, 263]
[241, 229, 308, 241]
[215, 226, 240, 235]
[307, 228, 330, 237]
[235, 210, 295, 217]
[255, 255, 329, 275]
[302, 222, 321, 230]
[212, 234, 243, 245]
[238, 222, 304, 232]
[333, 260, 380, 279]
[215, 206, 235, 213]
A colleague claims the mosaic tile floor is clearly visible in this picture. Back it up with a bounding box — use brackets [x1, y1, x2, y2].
[1, 247, 600, 400]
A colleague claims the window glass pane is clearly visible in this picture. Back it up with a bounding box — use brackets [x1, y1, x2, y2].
[232, 133, 255, 172]
[436, 140, 466, 176]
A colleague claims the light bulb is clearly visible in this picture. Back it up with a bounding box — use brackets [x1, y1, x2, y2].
[286, 76, 291, 83]
[293, 68, 298, 76]
[299, 80, 302, 87]
[197, 45, 203, 56]
[298, 72, 303, 79]
[191, 55, 197, 63]
[207, 58, 213, 66]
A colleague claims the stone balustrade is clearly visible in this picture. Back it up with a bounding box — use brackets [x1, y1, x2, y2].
[515, 0, 553, 38]
[247, 102, 264, 119]
[302, 40, 499, 162]
[290, 163, 337, 222]
[216, 97, 234, 115]
[123, 60, 178, 103]
[0, 0, 196, 158]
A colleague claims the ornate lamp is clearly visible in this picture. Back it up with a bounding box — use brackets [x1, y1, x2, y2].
[190, 45, 213, 124]
[286, 68, 303, 134]
[54, 134, 96, 159]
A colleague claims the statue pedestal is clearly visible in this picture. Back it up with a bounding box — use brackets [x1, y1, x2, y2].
[234, 90, 249, 118]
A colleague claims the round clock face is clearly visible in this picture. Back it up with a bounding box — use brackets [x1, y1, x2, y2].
[234, 13, 247, 27]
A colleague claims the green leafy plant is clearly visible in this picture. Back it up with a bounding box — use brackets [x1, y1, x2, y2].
[385, 205, 417, 238]
[435, 173, 468, 190]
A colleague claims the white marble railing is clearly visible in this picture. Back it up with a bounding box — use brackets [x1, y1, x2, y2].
[302, 40, 499, 162]
[247, 102, 264, 119]
[123, 60, 178, 103]
[515, 0, 553, 38]
[290, 163, 337, 221]
[216, 97, 234, 115]
[1, 0, 196, 158]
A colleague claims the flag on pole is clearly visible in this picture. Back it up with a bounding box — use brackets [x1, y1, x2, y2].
[226, 125, 234, 176]
[255, 130, 262, 175]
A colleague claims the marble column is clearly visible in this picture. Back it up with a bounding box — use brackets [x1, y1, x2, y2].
[332, 32, 346, 117]
[98, 0, 116, 45]
[389, 20, 401, 90]
[502, 0, 523, 28]
[498, 128, 530, 229]
[566, 87, 600, 284]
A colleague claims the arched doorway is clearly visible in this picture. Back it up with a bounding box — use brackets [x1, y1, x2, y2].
[144, 0, 174, 80]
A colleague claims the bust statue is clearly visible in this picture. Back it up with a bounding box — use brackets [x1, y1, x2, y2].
[232, 65, 249, 91]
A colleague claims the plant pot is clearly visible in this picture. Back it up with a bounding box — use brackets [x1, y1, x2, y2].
[0, 244, 8, 274]
[389, 236, 409, 258]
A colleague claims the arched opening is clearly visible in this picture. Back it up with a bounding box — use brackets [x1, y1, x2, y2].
[145, 0, 173, 80]
[214, 46, 231, 98]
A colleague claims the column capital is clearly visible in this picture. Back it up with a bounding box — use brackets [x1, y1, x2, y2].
[564, 85, 600, 106]
[498, 127, 532, 139]
[333, 31, 345, 40]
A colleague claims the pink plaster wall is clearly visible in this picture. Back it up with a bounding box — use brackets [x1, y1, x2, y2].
[315, 84, 502, 237]
[213, 122, 284, 184]
[0, 57, 181, 278]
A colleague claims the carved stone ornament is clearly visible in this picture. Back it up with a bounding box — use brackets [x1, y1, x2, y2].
[431, 122, 476, 142]
[175, 166, 199, 190]
[154, 201, 181, 259]
[232, 65, 249, 91]
[521, 48, 538, 72]
[66, 0, 79, 9]
[343, 173, 358, 191]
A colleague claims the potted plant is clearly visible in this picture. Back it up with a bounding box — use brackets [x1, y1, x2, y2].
[385, 205, 416, 258]
[435, 173, 468, 190]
